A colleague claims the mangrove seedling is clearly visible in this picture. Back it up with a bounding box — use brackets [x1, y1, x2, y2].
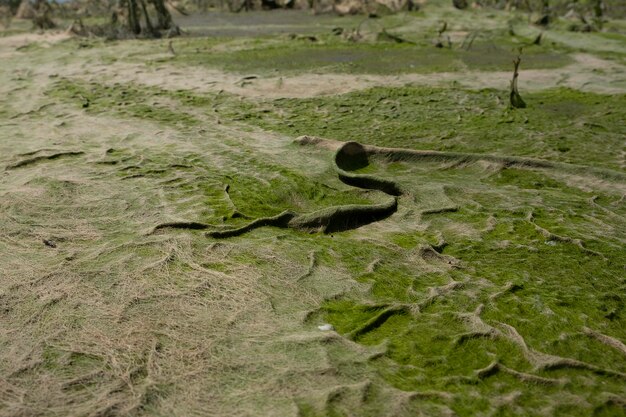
[510, 56, 527, 109]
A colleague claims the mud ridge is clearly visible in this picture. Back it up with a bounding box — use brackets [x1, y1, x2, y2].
[475, 361, 565, 385]
[207, 211, 296, 238]
[206, 141, 401, 238]
[346, 305, 410, 340]
[295, 136, 626, 182]
[152, 221, 211, 232]
[5, 151, 85, 170]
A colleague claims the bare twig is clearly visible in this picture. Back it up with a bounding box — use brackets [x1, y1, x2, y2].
[510, 55, 527, 109]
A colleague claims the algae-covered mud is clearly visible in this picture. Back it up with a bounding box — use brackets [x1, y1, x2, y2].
[1, 2, 626, 416]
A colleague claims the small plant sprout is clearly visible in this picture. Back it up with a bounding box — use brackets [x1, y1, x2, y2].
[510, 55, 527, 109]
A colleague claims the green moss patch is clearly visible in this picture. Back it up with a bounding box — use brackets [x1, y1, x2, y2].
[247, 86, 626, 171]
[173, 36, 571, 75]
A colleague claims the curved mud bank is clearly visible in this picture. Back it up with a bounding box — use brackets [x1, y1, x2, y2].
[159, 136, 625, 238]
[206, 140, 401, 238]
[296, 135, 626, 183]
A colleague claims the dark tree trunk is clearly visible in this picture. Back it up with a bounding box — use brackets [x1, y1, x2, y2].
[593, 0, 603, 18]
[33, 0, 56, 29]
[139, 0, 156, 35]
[510, 57, 526, 109]
[127, 0, 141, 34]
[151, 0, 173, 30]
[113, 0, 177, 37]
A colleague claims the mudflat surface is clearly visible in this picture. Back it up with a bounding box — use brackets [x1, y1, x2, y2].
[1, 4, 626, 417]
[177, 10, 351, 36]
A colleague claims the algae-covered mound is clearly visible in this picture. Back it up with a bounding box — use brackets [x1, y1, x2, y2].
[197, 134, 626, 415]
[204, 140, 400, 237]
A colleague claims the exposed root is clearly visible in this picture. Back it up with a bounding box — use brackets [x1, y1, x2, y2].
[337, 171, 403, 196]
[510, 56, 527, 109]
[17, 148, 59, 157]
[5, 151, 85, 170]
[501, 365, 564, 385]
[475, 361, 564, 385]
[455, 305, 626, 380]
[421, 206, 459, 215]
[474, 360, 499, 378]
[196, 139, 625, 242]
[156, 141, 402, 239]
[346, 305, 410, 340]
[288, 197, 398, 234]
[497, 322, 626, 379]
[589, 195, 624, 220]
[526, 211, 607, 259]
[296, 136, 626, 182]
[151, 221, 210, 233]
[223, 184, 250, 219]
[334, 142, 402, 196]
[582, 327, 626, 357]
[207, 211, 297, 238]
[207, 194, 397, 238]
[366, 258, 381, 273]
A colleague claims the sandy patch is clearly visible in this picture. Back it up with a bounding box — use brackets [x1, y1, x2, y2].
[52, 52, 626, 98]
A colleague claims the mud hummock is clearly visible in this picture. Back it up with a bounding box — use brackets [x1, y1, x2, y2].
[206, 140, 400, 238]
